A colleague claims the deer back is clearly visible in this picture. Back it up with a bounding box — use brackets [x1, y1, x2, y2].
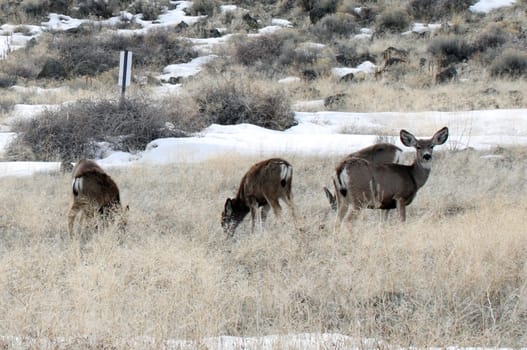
[72, 159, 121, 208]
[237, 158, 292, 206]
[347, 143, 402, 163]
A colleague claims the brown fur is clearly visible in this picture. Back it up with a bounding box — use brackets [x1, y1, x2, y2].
[222, 158, 296, 236]
[67, 159, 124, 237]
[324, 143, 402, 211]
[333, 128, 449, 233]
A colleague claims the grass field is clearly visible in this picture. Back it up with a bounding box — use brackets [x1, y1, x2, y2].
[1, 150, 526, 348]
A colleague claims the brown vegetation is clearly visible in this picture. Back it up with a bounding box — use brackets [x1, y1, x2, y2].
[0, 151, 526, 347]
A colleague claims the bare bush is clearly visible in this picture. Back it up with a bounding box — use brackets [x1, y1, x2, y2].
[310, 13, 358, 40]
[231, 31, 301, 73]
[0, 73, 17, 88]
[128, 0, 169, 20]
[408, 0, 475, 21]
[334, 41, 376, 66]
[187, 0, 218, 16]
[76, 0, 123, 19]
[188, 76, 296, 130]
[427, 35, 473, 67]
[472, 23, 509, 53]
[41, 28, 197, 80]
[490, 49, 527, 77]
[375, 8, 410, 34]
[7, 98, 173, 162]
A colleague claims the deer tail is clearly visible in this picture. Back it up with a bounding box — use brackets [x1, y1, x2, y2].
[280, 162, 293, 188]
[72, 177, 82, 196]
[334, 169, 348, 197]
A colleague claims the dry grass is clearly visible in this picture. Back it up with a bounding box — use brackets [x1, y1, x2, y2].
[0, 150, 526, 348]
[290, 74, 527, 113]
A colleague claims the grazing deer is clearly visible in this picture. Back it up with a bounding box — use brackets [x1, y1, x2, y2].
[67, 159, 127, 238]
[222, 158, 296, 236]
[333, 127, 449, 233]
[324, 142, 402, 211]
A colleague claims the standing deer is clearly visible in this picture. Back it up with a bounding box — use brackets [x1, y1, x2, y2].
[67, 159, 126, 238]
[333, 127, 449, 234]
[222, 158, 296, 236]
[324, 142, 402, 211]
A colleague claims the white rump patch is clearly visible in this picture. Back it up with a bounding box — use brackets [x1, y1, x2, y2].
[280, 163, 292, 182]
[72, 177, 83, 194]
[337, 170, 349, 193]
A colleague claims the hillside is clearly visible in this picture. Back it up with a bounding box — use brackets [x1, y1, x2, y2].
[1, 0, 526, 162]
[1, 1, 527, 349]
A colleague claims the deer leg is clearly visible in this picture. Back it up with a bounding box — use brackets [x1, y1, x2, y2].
[396, 198, 406, 222]
[382, 209, 390, 222]
[248, 199, 260, 233]
[67, 202, 84, 238]
[282, 194, 297, 224]
[261, 204, 271, 228]
[333, 199, 349, 234]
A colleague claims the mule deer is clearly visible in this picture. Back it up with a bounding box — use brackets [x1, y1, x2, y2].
[333, 127, 449, 233]
[222, 158, 296, 236]
[324, 142, 402, 211]
[67, 159, 126, 238]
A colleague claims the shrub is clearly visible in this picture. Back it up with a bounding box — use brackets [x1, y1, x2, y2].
[137, 30, 198, 66]
[434, 0, 474, 17]
[21, 0, 71, 19]
[375, 8, 410, 34]
[408, 0, 474, 21]
[472, 23, 509, 53]
[187, 0, 218, 16]
[490, 50, 527, 77]
[334, 41, 376, 66]
[427, 35, 473, 67]
[231, 32, 303, 73]
[0, 74, 17, 88]
[190, 77, 296, 130]
[310, 13, 357, 40]
[129, 0, 169, 20]
[37, 58, 67, 80]
[231, 31, 332, 75]
[46, 29, 197, 79]
[49, 31, 117, 77]
[76, 0, 123, 18]
[7, 98, 172, 162]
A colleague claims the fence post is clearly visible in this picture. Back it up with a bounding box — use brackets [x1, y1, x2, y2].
[119, 50, 132, 101]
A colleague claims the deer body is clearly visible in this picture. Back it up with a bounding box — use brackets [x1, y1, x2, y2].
[333, 127, 449, 233]
[222, 158, 295, 235]
[324, 143, 402, 211]
[346, 143, 402, 164]
[67, 159, 123, 237]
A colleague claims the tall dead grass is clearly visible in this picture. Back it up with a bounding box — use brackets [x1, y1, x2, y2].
[0, 150, 526, 348]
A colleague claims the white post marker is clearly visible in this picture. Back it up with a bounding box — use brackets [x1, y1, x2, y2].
[118, 50, 132, 98]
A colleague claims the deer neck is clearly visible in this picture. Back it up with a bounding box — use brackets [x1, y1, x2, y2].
[409, 161, 432, 189]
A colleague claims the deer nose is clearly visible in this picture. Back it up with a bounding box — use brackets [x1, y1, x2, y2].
[423, 154, 432, 161]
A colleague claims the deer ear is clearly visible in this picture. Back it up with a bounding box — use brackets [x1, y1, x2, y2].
[432, 127, 449, 146]
[400, 129, 417, 147]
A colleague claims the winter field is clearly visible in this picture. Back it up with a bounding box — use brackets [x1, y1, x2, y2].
[1, 0, 527, 349]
